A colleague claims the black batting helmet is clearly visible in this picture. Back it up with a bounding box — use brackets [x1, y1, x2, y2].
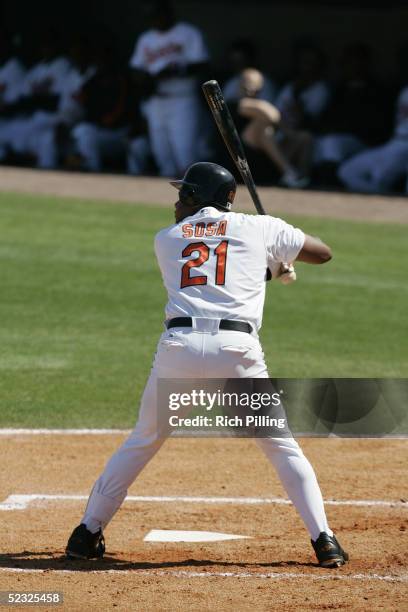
[170, 162, 236, 211]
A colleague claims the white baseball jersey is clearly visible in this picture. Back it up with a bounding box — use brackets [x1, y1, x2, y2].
[155, 207, 305, 331]
[56, 64, 95, 124]
[0, 57, 26, 103]
[21, 56, 71, 97]
[129, 22, 209, 96]
[275, 81, 330, 120]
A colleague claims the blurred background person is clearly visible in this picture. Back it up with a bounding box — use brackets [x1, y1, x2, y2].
[70, 39, 146, 173]
[26, 34, 96, 169]
[0, 29, 25, 107]
[222, 38, 276, 103]
[0, 28, 70, 166]
[227, 68, 311, 187]
[275, 43, 330, 132]
[338, 83, 408, 193]
[313, 43, 389, 185]
[129, 0, 209, 176]
[126, 102, 151, 176]
[0, 29, 26, 160]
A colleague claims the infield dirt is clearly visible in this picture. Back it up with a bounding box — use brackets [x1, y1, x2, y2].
[1, 434, 407, 611]
[1, 169, 407, 609]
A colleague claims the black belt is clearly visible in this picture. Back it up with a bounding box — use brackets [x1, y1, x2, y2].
[166, 317, 253, 334]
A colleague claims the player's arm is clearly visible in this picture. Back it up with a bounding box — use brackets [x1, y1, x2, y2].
[295, 234, 332, 264]
[238, 98, 281, 125]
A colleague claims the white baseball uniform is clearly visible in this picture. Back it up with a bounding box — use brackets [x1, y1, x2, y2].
[81, 206, 333, 543]
[0, 56, 72, 167]
[0, 56, 26, 160]
[129, 22, 209, 176]
[275, 80, 331, 129]
[0, 57, 26, 104]
[338, 86, 408, 193]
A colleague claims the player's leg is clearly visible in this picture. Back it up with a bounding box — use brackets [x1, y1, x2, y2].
[0, 118, 20, 160]
[337, 145, 383, 192]
[280, 129, 314, 179]
[168, 96, 200, 174]
[314, 133, 364, 165]
[127, 135, 151, 175]
[242, 120, 290, 176]
[65, 364, 165, 559]
[80, 367, 166, 534]
[71, 122, 104, 171]
[68, 330, 202, 553]
[268, 439, 349, 568]
[26, 124, 58, 169]
[145, 97, 177, 176]
[369, 139, 408, 192]
[6, 117, 32, 155]
[205, 331, 344, 564]
[256, 436, 331, 540]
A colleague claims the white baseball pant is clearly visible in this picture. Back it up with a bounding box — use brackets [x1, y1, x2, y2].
[144, 95, 200, 176]
[338, 137, 408, 193]
[72, 122, 128, 172]
[0, 112, 59, 168]
[314, 133, 364, 165]
[82, 321, 332, 541]
[127, 135, 151, 175]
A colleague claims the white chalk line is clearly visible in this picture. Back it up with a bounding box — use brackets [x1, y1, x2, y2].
[0, 567, 407, 582]
[1, 428, 407, 438]
[0, 494, 406, 511]
[0, 428, 130, 435]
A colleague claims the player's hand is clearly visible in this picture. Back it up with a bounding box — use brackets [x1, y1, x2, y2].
[270, 261, 297, 284]
[278, 262, 297, 284]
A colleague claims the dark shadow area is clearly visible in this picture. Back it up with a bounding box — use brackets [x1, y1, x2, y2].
[0, 551, 316, 572]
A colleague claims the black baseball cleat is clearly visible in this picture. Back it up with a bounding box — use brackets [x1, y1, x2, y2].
[65, 524, 105, 560]
[311, 532, 349, 568]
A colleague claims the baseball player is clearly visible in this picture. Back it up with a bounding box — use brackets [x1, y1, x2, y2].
[0, 29, 71, 167]
[129, 1, 209, 176]
[338, 84, 408, 193]
[232, 68, 311, 188]
[66, 162, 348, 568]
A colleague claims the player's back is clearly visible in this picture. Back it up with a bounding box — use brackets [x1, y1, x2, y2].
[155, 206, 303, 330]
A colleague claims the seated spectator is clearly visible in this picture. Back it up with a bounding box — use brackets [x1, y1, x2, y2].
[0, 30, 25, 107]
[222, 38, 277, 103]
[314, 43, 388, 174]
[129, 0, 209, 176]
[230, 68, 312, 187]
[29, 34, 96, 169]
[0, 30, 26, 160]
[71, 40, 149, 173]
[126, 102, 151, 176]
[275, 43, 330, 132]
[338, 84, 408, 194]
[0, 28, 71, 167]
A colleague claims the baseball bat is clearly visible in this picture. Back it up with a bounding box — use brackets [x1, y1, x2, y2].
[202, 79, 267, 216]
[202, 79, 276, 280]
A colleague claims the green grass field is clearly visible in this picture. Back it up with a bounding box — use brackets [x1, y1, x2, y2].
[0, 191, 407, 427]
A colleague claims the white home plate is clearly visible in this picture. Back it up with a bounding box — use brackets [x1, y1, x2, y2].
[144, 530, 250, 543]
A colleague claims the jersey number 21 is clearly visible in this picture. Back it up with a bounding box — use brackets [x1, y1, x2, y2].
[180, 241, 229, 288]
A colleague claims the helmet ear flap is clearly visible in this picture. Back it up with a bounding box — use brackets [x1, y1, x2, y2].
[180, 183, 198, 206]
[227, 189, 236, 204]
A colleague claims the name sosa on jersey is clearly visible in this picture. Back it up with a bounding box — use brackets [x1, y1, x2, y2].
[181, 220, 227, 238]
